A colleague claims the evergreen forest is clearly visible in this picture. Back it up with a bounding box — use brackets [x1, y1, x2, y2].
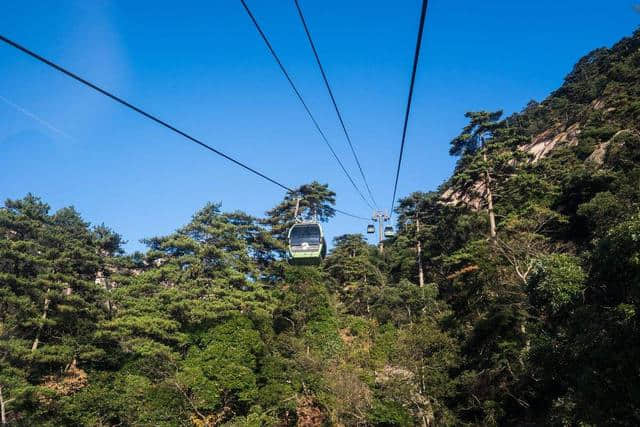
[1, 28, 640, 426]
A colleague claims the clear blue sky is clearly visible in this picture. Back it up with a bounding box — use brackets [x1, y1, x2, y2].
[1, 1, 638, 252]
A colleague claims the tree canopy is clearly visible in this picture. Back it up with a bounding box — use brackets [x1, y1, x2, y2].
[2, 28, 640, 427]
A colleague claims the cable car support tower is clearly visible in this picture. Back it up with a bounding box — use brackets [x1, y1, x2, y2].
[371, 210, 391, 254]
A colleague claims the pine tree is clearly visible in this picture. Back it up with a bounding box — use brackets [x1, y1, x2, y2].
[394, 192, 438, 287]
[448, 111, 529, 241]
[0, 195, 108, 423]
[262, 181, 336, 252]
[324, 234, 383, 315]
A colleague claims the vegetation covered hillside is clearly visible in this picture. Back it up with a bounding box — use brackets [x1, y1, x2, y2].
[1, 29, 639, 426]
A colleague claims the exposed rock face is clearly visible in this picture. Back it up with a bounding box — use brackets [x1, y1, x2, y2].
[442, 122, 582, 209]
[521, 122, 581, 162]
[375, 365, 414, 383]
[586, 129, 638, 165]
[587, 140, 612, 165]
[441, 181, 485, 210]
[95, 270, 108, 288]
[592, 99, 606, 110]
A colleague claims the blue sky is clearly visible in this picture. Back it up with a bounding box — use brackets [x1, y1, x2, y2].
[1, 1, 638, 252]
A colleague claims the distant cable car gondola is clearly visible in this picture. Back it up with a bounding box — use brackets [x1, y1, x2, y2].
[367, 224, 375, 234]
[384, 225, 394, 238]
[288, 221, 326, 265]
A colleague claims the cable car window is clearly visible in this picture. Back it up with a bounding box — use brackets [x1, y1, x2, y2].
[290, 225, 321, 246]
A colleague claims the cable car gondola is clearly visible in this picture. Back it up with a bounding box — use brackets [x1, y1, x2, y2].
[384, 225, 394, 238]
[367, 224, 375, 234]
[288, 221, 326, 265]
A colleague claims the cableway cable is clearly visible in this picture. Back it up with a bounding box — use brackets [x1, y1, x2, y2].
[239, 0, 374, 211]
[334, 208, 369, 221]
[0, 34, 368, 221]
[390, 0, 429, 216]
[0, 35, 291, 193]
[294, 0, 378, 208]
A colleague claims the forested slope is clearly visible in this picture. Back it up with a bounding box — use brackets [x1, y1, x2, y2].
[1, 29, 639, 426]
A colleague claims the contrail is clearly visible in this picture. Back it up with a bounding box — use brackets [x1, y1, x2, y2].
[0, 94, 75, 141]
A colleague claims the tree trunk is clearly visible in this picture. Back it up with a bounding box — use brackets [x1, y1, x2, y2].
[378, 218, 384, 254]
[520, 323, 530, 369]
[65, 356, 78, 372]
[32, 290, 50, 352]
[416, 217, 425, 288]
[96, 270, 114, 319]
[483, 151, 497, 241]
[0, 385, 6, 426]
[0, 385, 12, 426]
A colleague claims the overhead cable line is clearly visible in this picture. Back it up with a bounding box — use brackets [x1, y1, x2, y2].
[390, 0, 429, 216]
[334, 208, 369, 221]
[294, 0, 378, 208]
[239, 0, 374, 211]
[0, 34, 369, 221]
[0, 35, 291, 192]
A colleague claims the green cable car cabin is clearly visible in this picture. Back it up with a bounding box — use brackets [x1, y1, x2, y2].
[288, 222, 326, 265]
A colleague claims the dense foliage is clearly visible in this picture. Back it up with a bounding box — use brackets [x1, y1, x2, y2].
[1, 29, 639, 426]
